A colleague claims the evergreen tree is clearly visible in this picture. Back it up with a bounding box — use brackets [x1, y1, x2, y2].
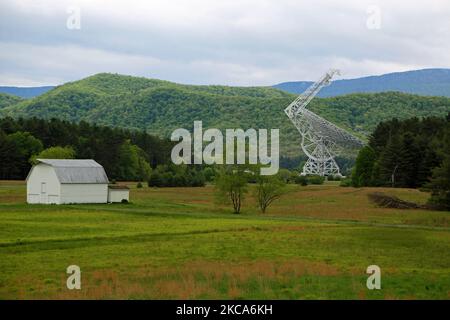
[378, 134, 402, 187]
[427, 156, 450, 210]
[6, 131, 43, 178]
[351, 146, 376, 187]
[0, 130, 22, 179]
[397, 132, 420, 188]
[426, 125, 450, 210]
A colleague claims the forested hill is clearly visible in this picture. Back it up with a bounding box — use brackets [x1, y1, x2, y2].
[274, 68, 450, 97]
[3, 68, 450, 99]
[1, 73, 450, 157]
[0, 93, 23, 109]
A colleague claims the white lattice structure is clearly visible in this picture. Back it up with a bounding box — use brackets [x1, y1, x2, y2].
[284, 70, 365, 176]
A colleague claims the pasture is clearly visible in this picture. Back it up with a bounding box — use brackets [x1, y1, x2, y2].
[0, 181, 449, 299]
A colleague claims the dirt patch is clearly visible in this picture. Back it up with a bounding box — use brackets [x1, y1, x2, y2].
[368, 192, 421, 209]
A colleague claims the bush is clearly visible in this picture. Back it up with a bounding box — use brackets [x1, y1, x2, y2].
[277, 169, 292, 183]
[148, 172, 163, 187]
[172, 173, 187, 187]
[294, 175, 308, 186]
[147, 164, 206, 187]
[136, 182, 143, 188]
[327, 175, 341, 181]
[307, 175, 325, 185]
[203, 167, 216, 182]
[161, 172, 174, 187]
[191, 171, 206, 187]
[340, 178, 352, 187]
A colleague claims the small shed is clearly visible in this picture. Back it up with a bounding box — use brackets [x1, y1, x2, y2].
[108, 185, 130, 203]
[26, 159, 109, 204]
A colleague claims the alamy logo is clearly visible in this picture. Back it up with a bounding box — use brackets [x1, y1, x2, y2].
[171, 121, 279, 175]
[66, 265, 81, 290]
[366, 265, 381, 290]
[366, 5, 381, 30]
[66, 6, 81, 30]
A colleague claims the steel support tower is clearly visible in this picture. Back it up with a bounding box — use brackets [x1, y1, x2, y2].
[284, 69, 365, 176]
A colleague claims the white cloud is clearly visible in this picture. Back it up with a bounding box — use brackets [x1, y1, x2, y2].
[0, 0, 449, 86]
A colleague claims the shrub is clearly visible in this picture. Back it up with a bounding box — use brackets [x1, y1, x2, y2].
[294, 175, 308, 186]
[340, 178, 352, 187]
[203, 167, 216, 182]
[191, 171, 206, 187]
[277, 169, 292, 183]
[147, 165, 206, 187]
[327, 175, 342, 181]
[161, 172, 174, 187]
[172, 173, 187, 187]
[148, 172, 163, 187]
[136, 182, 143, 188]
[307, 175, 325, 185]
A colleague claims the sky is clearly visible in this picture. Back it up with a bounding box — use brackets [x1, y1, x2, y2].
[0, 0, 449, 87]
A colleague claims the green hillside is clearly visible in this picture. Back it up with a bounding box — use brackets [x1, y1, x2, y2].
[2, 73, 450, 157]
[0, 93, 23, 109]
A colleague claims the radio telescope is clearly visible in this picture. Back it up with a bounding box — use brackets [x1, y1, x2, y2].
[284, 69, 365, 177]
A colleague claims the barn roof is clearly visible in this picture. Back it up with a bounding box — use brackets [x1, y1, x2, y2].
[35, 159, 109, 184]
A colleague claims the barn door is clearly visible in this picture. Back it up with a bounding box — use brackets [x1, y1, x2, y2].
[40, 182, 48, 204]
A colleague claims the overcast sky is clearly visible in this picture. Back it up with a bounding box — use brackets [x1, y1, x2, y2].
[1, 0, 449, 86]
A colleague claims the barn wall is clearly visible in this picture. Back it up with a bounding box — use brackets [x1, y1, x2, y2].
[60, 184, 108, 204]
[108, 189, 129, 203]
[26, 164, 60, 204]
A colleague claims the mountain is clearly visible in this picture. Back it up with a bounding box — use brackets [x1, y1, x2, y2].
[1, 73, 450, 157]
[3, 68, 449, 100]
[0, 93, 24, 109]
[274, 68, 450, 97]
[0, 86, 55, 98]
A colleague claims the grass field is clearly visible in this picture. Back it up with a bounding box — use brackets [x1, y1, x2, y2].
[0, 180, 449, 299]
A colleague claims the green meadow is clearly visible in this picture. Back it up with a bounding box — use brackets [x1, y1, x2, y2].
[0, 180, 449, 299]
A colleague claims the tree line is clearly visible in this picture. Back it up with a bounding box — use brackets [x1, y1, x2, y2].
[351, 113, 450, 209]
[0, 117, 173, 181]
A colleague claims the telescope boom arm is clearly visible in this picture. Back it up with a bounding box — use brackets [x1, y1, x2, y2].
[284, 69, 340, 118]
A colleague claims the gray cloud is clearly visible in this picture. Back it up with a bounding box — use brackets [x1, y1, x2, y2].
[1, 0, 449, 86]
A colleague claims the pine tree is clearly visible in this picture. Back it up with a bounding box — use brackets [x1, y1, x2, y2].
[427, 154, 450, 210]
[426, 125, 450, 210]
[397, 132, 420, 188]
[378, 134, 402, 187]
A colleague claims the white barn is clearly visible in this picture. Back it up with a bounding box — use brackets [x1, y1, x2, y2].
[26, 159, 128, 204]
